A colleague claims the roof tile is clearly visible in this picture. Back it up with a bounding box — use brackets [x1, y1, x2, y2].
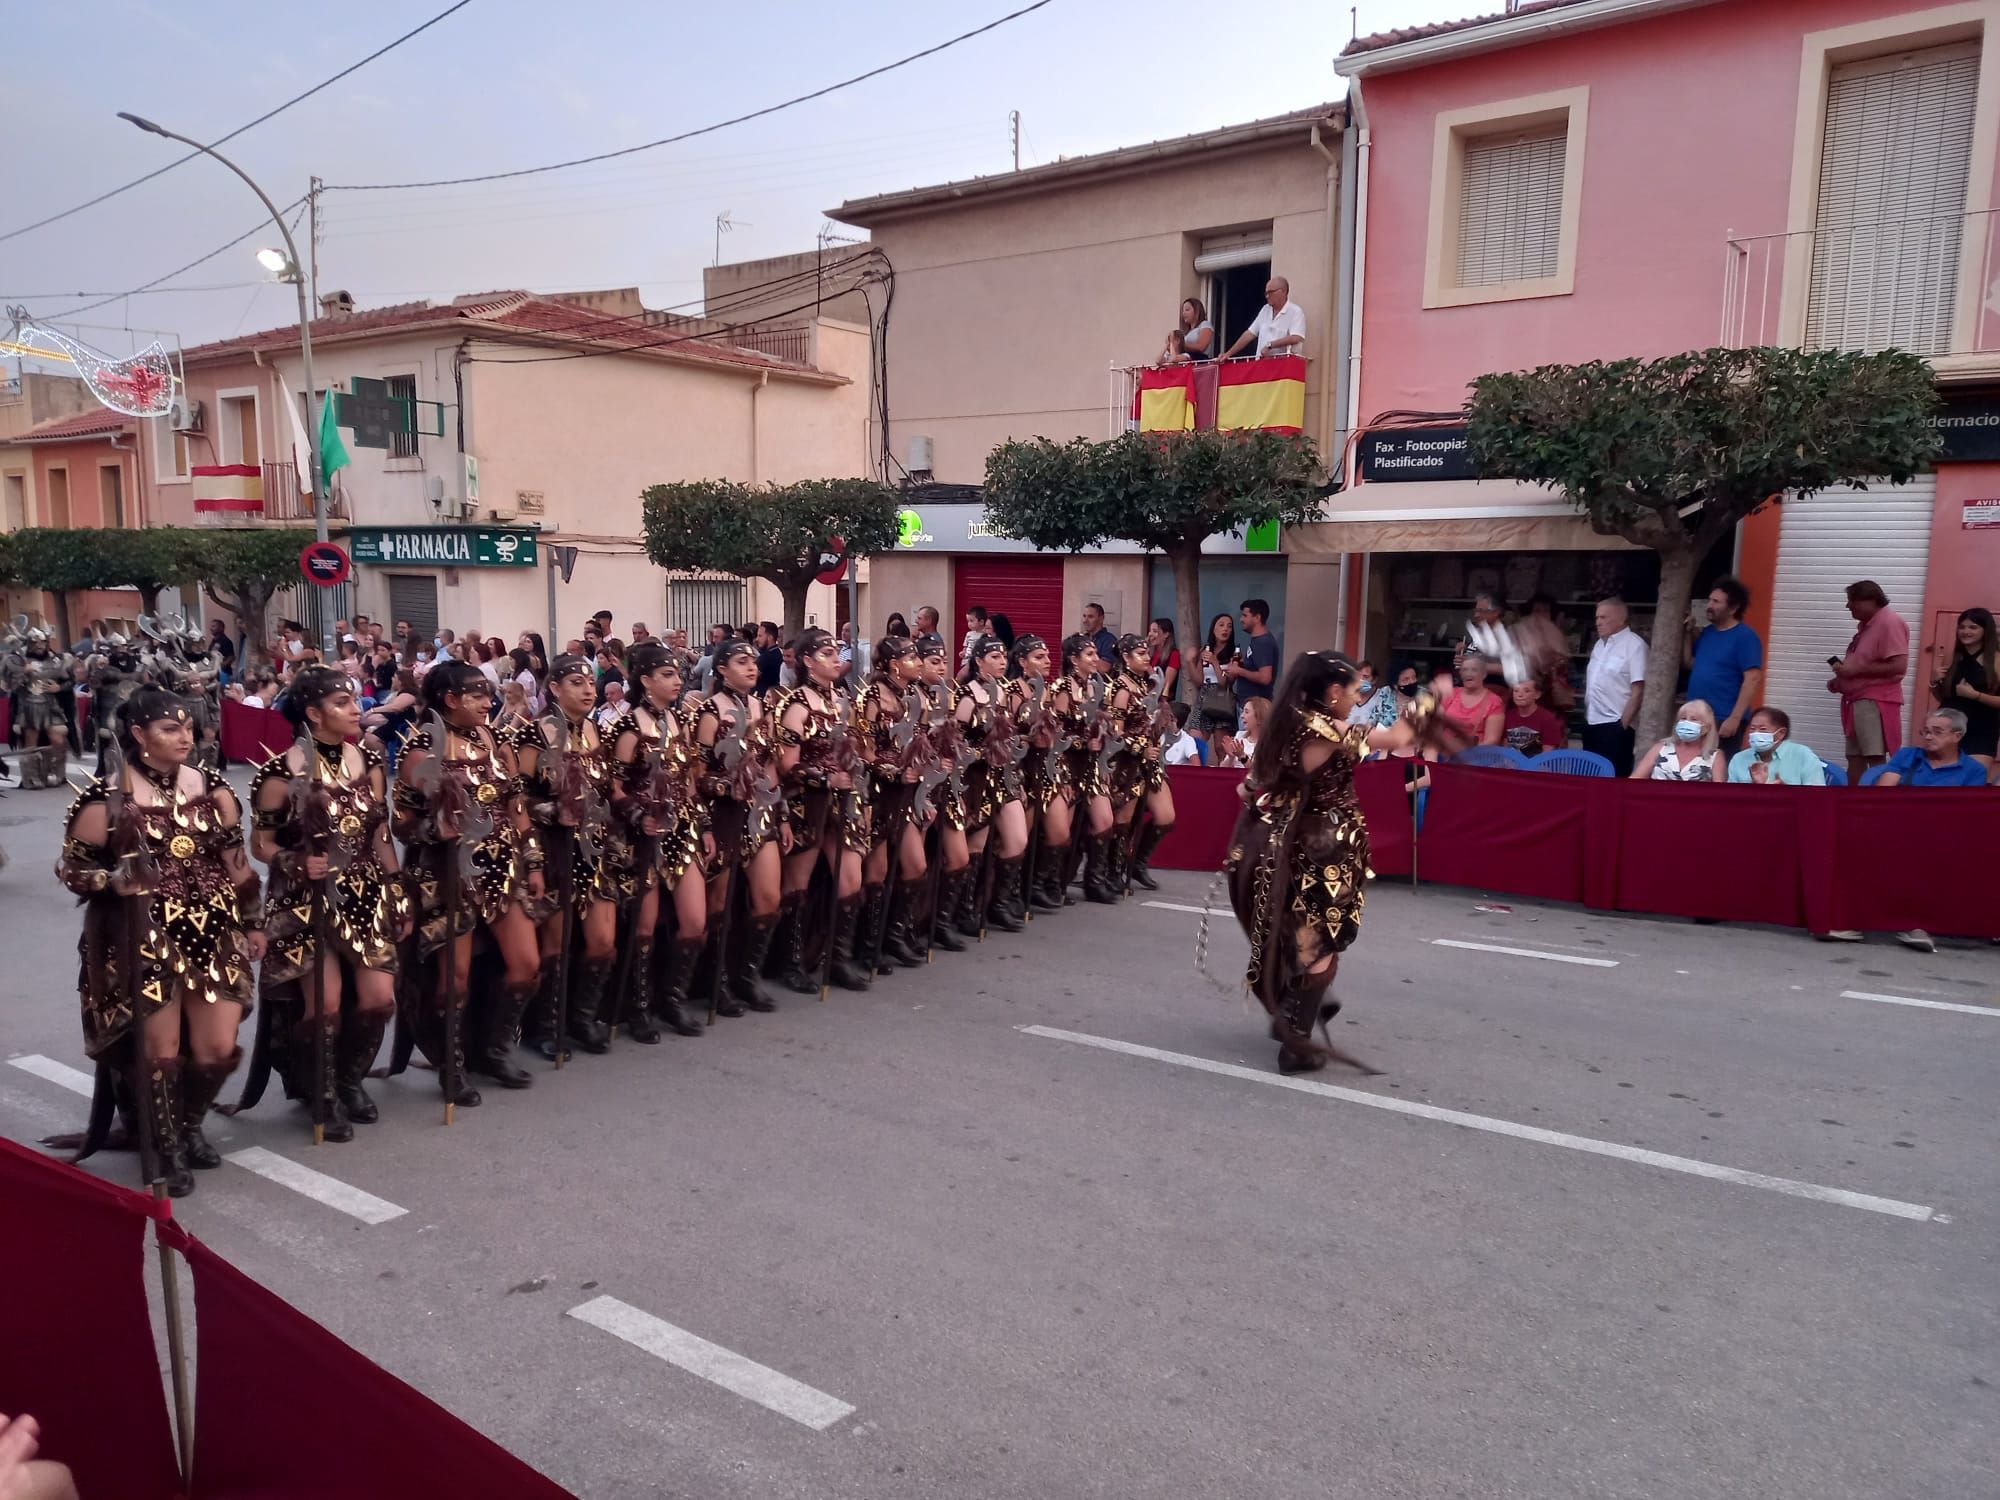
[1342, 0, 1592, 56]
[13, 408, 139, 442]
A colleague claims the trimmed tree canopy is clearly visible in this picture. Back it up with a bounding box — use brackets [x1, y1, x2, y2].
[1465, 345, 1939, 741]
[640, 478, 900, 635]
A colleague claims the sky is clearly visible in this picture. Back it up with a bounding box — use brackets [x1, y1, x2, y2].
[2, 0, 1471, 361]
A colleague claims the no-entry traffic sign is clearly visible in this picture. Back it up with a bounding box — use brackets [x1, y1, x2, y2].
[299, 540, 352, 587]
[814, 535, 849, 586]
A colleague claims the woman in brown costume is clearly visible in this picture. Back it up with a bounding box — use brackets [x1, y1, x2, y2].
[1104, 634, 1178, 892]
[1006, 634, 1068, 915]
[911, 636, 970, 954]
[771, 628, 870, 993]
[245, 667, 408, 1142]
[953, 634, 1029, 933]
[855, 635, 930, 975]
[693, 639, 786, 1016]
[393, 659, 544, 1105]
[604, 643, 709, 1042]
[1227, 652, 1419, 1076]
[58, 689, 264, 1196]
[1052, 634, 1119, 905]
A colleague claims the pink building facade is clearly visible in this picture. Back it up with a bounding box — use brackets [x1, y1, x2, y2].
[1336, 0, 2000, 754]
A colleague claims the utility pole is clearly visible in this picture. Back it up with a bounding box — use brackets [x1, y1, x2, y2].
[1010, 110, 1021, 171]
[309, 175, 322, 294]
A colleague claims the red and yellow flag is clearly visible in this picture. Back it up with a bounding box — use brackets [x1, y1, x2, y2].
[1216, 354, 1307, 434]
[1135, 365, 1196, 432]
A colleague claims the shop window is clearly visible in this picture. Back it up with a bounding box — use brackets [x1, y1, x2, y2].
[1424, 87, 1589, 309]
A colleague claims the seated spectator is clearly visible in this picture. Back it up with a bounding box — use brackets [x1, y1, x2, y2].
[1213, 695, 1270, 767]
[1163, 701, 1202, 766]
[1502, 678, 1567, 755]
[1877, 708, 1988, 788]
[1726, 706, 1826, 785]
[494, 679, 533, 730]
[1439, 652, 1505, 746]
[1632, 699, 1724, 781]
[1161, 297, 1215, 363]
[239, 672, 279, 709]
[594, 679, 628, 729]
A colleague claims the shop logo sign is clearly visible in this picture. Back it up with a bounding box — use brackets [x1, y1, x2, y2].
[895, 509, 932, 548]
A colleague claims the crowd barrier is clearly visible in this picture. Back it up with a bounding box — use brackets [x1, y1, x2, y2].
[0, 1135, 575, 1499]
[219, 696, 292, 763]
[1151, 761, 2000, 939]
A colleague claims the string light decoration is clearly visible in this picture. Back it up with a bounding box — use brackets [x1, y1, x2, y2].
[3, 307, 179, 417]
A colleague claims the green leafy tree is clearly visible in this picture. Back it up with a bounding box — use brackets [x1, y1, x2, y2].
[640, 478, 900, 636]
[1466, 345, 1940, 744]
[983, 429, 1323, 695]
[187, 528, 314, 671]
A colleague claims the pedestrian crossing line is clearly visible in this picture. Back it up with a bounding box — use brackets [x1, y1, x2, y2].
[1431, 938, 1619, 968]
[1142, 900, 1216, 916]
[8, 1054, 96, 1097]
[224, 1146, 408, 1225]
[1020, 1025, 1936, 1223]
[568, 1294, 856, 1431]
[1841, 990, 2000, 1019]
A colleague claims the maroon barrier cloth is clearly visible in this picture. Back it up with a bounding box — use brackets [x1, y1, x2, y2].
[183, 1235, 576, 1500]
[1148, 762, 1416, 876]
[0, 1136, 184, 1500]
[220, 697, 291, 763]
[1354, 759, 1416, 877]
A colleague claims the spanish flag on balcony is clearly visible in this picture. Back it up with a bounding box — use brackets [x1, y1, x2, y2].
[1216, 354, 1307, 434]
[191, 463, 264, 515]
[1134, 365, 1196, 432]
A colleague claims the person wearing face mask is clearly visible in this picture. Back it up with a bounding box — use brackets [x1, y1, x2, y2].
[1725, 706, 1826, 785]
[1631, 699, 1725, 781]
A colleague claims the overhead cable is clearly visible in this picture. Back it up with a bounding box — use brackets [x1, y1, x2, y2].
[37, 199, 306, 320]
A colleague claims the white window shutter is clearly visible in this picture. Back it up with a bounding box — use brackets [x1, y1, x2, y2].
[1806, 43, 1979, 355]
[1456, 130, 1566, 286]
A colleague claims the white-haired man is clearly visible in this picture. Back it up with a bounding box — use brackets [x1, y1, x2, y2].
[1221, 276, 1305, 359]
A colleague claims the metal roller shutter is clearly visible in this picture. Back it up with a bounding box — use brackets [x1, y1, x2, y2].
[385, 573, 440, 641]
[1763, 476, 1933, 756]
[951, 557, 1064, 657]
[1193, 230, 1274, 275]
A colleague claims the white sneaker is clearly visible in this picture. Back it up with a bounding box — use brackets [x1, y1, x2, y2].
[1817, 930, 1864, 942]
[1896, 928, 1936, 953]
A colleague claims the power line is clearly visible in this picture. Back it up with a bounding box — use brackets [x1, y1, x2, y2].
[0, 0, 473, 246]
[0, 281, 263, 298]
[323, 0, 1057, 192]
[34, 200, 306, 320]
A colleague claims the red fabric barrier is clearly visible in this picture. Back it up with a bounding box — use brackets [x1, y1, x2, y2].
[0, 1137, 183, 1500]
[1354, 759, 1416, 877]
[220, 697, 291, 763]
[1417, 764, 1589, 904]
[1817, 790, 2000, 937]
[1152, 764, 1243, 870]
[183, 1236, 576, 1500]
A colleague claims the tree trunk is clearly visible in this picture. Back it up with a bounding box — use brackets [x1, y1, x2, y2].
[1168, 540, 1204, 708]
[136, 581, 162, 618]
[778, 578, 811, 640]
[50, 590, 73, 649]
[1636, 543, 1699, 746]
[206, 583, 276, 674]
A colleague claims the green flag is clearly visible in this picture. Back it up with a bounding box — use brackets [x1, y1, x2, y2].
[317, 390, 351, 494]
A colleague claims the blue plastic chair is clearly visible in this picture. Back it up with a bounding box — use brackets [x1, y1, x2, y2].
[1528, 747, 1615, 777]
[1452, 744, 1534, 770]
[1820, 761, 1848, 785]
[1858, 762, 1890, 786]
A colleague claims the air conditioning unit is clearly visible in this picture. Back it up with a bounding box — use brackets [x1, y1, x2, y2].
[487, 506, 518, 522]
[425, 475, 446, 506]
[169, 396, 205, 433]
[906, 434, 934, 475]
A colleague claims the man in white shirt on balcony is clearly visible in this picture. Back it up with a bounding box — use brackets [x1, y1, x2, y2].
[1221, 277, 1305, 360]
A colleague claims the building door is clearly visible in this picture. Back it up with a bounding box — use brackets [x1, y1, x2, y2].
[99, 464, 124, 529]
[47, 467, 70, 528]
[3, 472, 24, 529]
[952, 556, 1063, 656]
[1764, 474, 1934, 756]
[386, 573, 441, 641]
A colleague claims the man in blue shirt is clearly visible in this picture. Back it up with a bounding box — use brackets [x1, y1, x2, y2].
[1684, 576, 1763, 749]
[1080, 602, 1117, 670]
[1224, 597, 1281, 722]
[1877, 708, 1989, 787]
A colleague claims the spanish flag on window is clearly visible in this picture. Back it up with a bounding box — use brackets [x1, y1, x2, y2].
[1135, 365, 1196, 432]
[1216, 354, 1307, 434]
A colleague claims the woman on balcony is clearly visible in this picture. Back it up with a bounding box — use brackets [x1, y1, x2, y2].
[1161, 297, 1214, 363]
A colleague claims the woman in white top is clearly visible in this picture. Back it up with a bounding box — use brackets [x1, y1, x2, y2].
[1161, 297, 1215, 363]
[1632, 698, 1725, 782]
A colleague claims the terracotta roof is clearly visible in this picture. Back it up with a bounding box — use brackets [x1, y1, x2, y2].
[833, 102, 1343, 225]
[180, 291, 835, 381]
[13, 408, 138, 443]
[1343, 0, 1593, 55]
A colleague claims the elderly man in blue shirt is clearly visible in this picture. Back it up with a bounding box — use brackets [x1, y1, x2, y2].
[1877, 707, 1988, 788]
[1725, 705, 1826, 785]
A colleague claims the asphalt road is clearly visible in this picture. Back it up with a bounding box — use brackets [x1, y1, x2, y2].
[2, 767, 1994, 1499]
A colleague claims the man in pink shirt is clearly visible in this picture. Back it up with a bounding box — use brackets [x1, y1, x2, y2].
[1827, 579, 1909, 782]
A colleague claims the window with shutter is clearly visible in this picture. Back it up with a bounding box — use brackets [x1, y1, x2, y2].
[1456, 131, 1566, 287]
[1806, 42, 1980, 356]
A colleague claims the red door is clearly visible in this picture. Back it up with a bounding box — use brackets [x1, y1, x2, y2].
[952, 557, 1065, 654]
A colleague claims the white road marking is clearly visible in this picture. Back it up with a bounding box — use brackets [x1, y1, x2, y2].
[1142, 900, 1218, 916]
[8, 1054, 96, 1097]
[568, 1295, 855, 1431]
[1842, 989, 2000, 1019]
[1431, 938, 1619, 968]
[1021, 1025, 1935, 1223]
[224, 1146, 408, 1225]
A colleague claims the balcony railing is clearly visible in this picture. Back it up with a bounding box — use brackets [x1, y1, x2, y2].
[730, 324, 813, 364]
[1721, 207, 2000, 362]
[261, 461, 346, 522]
[1109, 353, 1312, 439]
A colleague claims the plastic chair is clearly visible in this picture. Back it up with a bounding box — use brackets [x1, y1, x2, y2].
[1527, 747, 1616, 777]
[1819, 761, 1848, 786]
[1858, 762, 1890, 786]
[1452, 744, 1533, 770]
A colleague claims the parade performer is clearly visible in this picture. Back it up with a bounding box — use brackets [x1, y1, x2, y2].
[240, 667, 408, 1141]
[57, 690, 263, 1196]
[393, 660, 544, 1106]
[1226, 652, 1423, 1076]
[955, 634, 1029, 934]
[1006, 635, 1069, 914]
[694, 640, 786, 1016]
[2, 618, 75, 788]
[608, 643, 709, 1041]
[1053, 634, 1119, 904]
[913, 637, 970, 955]
[1105, 634, 1177, 892]
[771, 628, 870, 993]
[516, 654, 626, 1056]
[856, 636, 931, 975]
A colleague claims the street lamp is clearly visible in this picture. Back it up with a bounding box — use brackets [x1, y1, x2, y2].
[118, 111, 331, 653]
[255, 247, 295, 279]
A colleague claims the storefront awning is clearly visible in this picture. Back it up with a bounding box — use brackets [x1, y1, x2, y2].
[1291, 479, 1641, 553]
